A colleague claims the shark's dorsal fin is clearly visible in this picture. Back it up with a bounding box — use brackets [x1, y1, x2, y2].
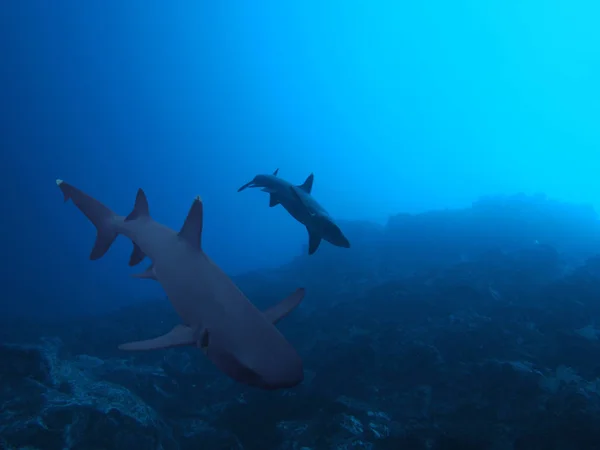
[129, 242, 146, 266]
[131, 263, 156, 280]
[179, 196, 204, 249]
[297, 173, 314, 194]
[273, 168, 279, 176]
[269, 194, 280, 207]
[125, 189, 150, 221]
[307, 229, 321, 255]
[263, 288, 305, 324]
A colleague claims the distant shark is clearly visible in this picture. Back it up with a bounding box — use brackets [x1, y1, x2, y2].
[56, 179, 305, 390]
[238, 169, 351, 255]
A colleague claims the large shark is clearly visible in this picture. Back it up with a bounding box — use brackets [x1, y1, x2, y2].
[55, 179, 305, 390]
[238, 169, 351, 255]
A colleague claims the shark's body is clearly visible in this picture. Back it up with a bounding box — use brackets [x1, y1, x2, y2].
[238, 169, 350, 255]
[238, 169, 351, 255]
[56, 180, 305, 390]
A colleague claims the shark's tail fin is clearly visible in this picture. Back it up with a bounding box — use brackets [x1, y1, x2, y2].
[56, 179, 118, 260]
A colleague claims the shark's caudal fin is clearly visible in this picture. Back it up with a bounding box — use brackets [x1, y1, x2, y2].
[179, 195, 204, 249]
[263, 288, 306, 324]
[56, 179, 119, 260]
[297, 173, 314, 194]
[57, 180, 153, 264]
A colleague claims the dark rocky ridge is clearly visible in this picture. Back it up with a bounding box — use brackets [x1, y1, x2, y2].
[3, 193, 600, 449]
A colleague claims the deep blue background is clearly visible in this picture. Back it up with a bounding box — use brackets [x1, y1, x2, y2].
[1, 0, 599, 318]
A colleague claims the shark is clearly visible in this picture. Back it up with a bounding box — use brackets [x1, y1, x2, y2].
[238, 169, 351, 255]
[55, 179, 305, 390]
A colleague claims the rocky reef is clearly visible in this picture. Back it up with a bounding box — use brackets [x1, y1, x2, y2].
[3, 193, 600, 449]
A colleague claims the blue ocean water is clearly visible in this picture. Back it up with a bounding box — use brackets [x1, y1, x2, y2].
[2, 0, 598, 318]
[2, 1, 600, 448]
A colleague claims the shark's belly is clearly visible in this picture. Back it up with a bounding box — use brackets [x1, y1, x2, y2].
[152, 251, 258, 327]
[159, 279, 221, 327]
[152, 256, 227, 326]
[152, 251, 301, 380]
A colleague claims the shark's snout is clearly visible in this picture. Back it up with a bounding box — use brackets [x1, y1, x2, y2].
[338, 235, 351, 248]
[237, 175, 272, 192]
[327, 234, 351, 249]
[238, 173, 277, 193]
[258, 354, 304, 390]
[227, 353, 304, 390]
[319, 220, 351, 250]
[209, 332, 304, 390]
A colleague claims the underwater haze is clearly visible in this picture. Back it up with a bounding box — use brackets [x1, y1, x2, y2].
[4, 1, 600, 449]
[2, 0, 599, 318]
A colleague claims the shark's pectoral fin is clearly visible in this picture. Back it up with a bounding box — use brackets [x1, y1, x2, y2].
[131, 263, 157, 280]
[263, 288, 306, 325]
[308, 229, 321, 255]
[269, 194, 280, 207]
[179, 196, 204, 249]
[129, 242, 146, 266]
[118, 325, 195, 351]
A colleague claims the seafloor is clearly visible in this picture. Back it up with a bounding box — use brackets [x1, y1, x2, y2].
[3, 194, 600, 450]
